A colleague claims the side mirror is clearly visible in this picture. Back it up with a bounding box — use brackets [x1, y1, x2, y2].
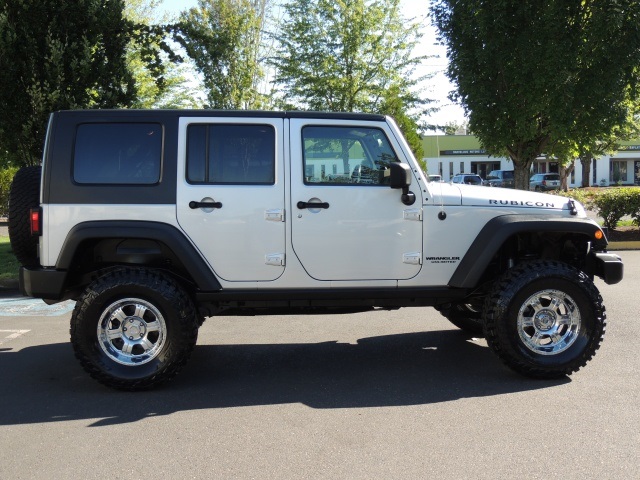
[387, 162, 416, 205]
[388, 162, 412, 189]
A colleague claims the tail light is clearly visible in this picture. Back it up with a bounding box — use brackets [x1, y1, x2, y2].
[542, 180, 547, 186]
[30, 208, 42, 236]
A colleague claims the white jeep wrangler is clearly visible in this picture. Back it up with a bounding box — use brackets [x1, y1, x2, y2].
[9, 110, 623, 390]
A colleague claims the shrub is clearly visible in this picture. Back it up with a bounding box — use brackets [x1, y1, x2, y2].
[0, 166, 18, 217]
[551, 187, 640, 230]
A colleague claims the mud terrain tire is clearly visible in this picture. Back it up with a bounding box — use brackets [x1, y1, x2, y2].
[8, 166, 42, 267]
[484, 260, 606, 379]
[70, 268, 199, 390]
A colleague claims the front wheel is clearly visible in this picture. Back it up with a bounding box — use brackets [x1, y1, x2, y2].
[70, 269, 199, 390]
[484, 260, 606, 379]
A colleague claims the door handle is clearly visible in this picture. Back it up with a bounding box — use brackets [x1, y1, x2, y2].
[297, 201, 330, 209]
[189, 201, 223, 209]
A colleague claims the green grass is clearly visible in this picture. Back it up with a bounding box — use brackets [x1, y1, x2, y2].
[617, 219, 636, 227]
[0, 236, 19, 283]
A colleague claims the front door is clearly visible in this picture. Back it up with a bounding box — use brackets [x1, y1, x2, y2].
[289, 119, 423, 282]
[176, 118, 286, 282]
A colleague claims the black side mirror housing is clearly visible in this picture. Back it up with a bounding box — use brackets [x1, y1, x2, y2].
[388, 162, 412, 189]
[387, 162, 416, 205]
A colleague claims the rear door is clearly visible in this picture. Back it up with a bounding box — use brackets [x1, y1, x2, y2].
[176, 117, 286, 282]
[289, 118, 423, 281]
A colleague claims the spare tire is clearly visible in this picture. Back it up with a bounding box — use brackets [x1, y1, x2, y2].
[9, 166, 42, 267]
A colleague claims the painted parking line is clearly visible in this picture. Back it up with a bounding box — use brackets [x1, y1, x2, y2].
[0, 297, 75, 317]
[0, 329, 30, 345]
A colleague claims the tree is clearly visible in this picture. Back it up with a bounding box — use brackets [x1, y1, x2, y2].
[269, 0, 432, 160]
[124, 0, 205, 109]
[0, 0, 137, 166]
[442, 120, 469, 136]
[432, 0, 640, 190]
[174, 0, 269, 109]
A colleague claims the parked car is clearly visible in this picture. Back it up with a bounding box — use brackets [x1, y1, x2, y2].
[530, 173, 561, 191]
[451, 173, 484, 185]
[427, 174, 442, 182]
[486, 170, 515, 188]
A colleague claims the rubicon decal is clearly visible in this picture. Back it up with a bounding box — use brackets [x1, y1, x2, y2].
[425, 256, 460, 264]
[489, 199, 556, 208]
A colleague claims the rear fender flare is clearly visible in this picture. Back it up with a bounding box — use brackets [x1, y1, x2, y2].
[56, 221, 222, 291]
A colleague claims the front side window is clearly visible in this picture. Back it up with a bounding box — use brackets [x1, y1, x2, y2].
[302, 126, 399, 185]
[74, 123, 162, 184]
[186, 124, 275, 184]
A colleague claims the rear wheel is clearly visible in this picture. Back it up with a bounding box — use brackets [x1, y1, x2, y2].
[70, 268, 199, 390]
[439, 302, 484, 336]
[484, 260, 606, 378]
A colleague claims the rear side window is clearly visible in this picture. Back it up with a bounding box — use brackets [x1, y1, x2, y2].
[73, 123, 162, 184]
[186, 124, 275, 184]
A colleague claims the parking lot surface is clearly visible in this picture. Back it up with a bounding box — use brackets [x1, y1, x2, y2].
[0, 252, 639, 479]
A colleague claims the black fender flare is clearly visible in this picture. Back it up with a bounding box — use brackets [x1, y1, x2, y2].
[56, 221, 222, 291]
[448, 215, 608, 288]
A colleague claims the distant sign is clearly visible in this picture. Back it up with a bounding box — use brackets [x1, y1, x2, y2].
[439, 149, 487, 156]
[618, 145, 640, 151]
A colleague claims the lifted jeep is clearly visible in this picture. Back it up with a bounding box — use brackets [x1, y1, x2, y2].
[9, 109, 623, 390]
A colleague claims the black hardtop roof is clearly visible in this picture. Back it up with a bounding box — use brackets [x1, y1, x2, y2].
[53, 109, 387, 122]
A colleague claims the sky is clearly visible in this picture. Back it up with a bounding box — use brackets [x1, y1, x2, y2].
[158, 0, 465, 129]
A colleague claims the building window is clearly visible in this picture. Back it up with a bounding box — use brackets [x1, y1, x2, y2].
[460, 161, 464, 173]
[610, 161, 627, 184]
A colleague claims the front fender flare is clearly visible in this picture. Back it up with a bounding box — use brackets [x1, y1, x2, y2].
[448, 215, 608, 288]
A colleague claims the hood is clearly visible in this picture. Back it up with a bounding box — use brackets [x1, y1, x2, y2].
[426, 183, 586, 217]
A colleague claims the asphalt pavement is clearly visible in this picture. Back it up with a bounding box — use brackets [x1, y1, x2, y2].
[0, 251, 639, 479]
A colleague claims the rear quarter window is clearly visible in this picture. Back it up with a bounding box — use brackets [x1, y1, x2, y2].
[73, 123, 162, 184]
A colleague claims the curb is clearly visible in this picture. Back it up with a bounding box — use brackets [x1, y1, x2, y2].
[608, 241, 640, 251]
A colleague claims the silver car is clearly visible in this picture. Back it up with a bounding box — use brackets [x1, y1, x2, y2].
[529, 173, 561, 191]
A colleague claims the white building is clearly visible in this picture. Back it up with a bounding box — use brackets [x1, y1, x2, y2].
[422, 135, 640, 187]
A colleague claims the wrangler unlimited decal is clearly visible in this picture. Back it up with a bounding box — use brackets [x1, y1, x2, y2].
[425, 256, 461, 264]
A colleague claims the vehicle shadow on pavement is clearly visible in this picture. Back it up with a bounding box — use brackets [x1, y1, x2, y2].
[0, 329, 568, 427]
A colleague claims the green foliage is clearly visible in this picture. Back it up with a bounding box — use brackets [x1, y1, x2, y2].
[591, 188, 640, 230]
[0, 237, 20, 285]
[270, 0, 431, 159]
[124, 0, 204, 108]
[174, 0, 268, 109]
[0, 0, 137, 167]
[552, 187, 640, 230]
[432, 0, 640, 190]
[0, 166, 18, 217]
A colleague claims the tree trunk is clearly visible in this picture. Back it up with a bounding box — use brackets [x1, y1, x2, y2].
[560, 161, 575, 191]
[580, 154, 593, 187]
[513, 160, 533, 190]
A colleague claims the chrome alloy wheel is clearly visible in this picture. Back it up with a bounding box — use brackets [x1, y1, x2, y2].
[97, 298, 167, 366]
[517, 289, 581, 355]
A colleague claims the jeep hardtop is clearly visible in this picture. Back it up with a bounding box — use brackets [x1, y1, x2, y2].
[9, 109, 623, 390]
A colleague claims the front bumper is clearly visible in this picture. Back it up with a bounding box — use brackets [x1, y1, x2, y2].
[587, 251, 624, 285]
